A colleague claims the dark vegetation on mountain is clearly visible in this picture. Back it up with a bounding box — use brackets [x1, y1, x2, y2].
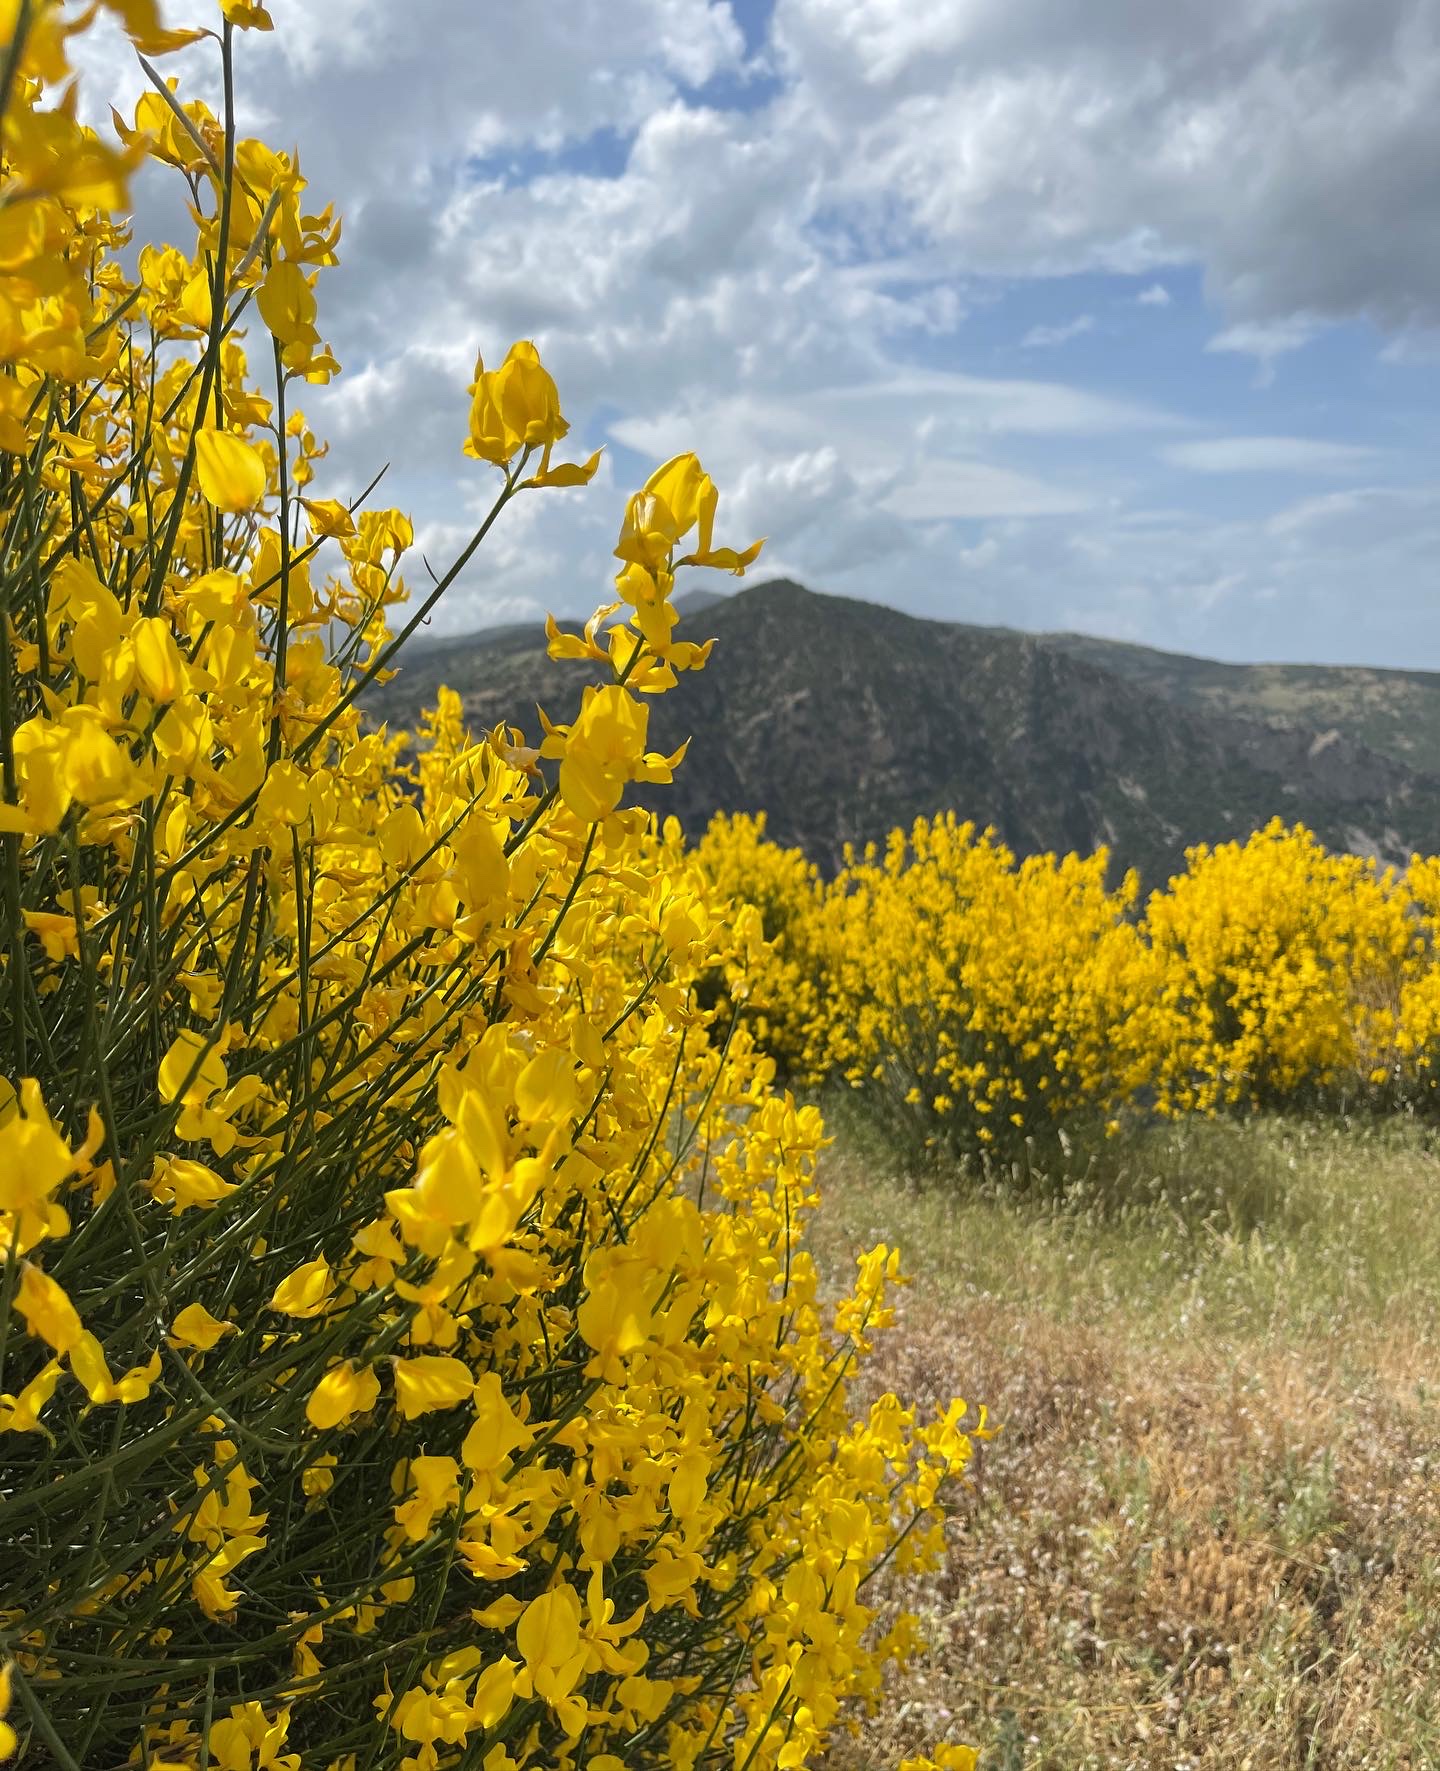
[367, 580, 1440, 883]
[1046, 630, 1440, 777]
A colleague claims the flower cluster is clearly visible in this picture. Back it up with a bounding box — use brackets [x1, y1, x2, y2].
[0, 10, 983, 1770]
[698, 813, 1440, 1158]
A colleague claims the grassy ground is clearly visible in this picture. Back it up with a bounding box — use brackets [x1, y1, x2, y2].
[809, 1113, 1440, 1770]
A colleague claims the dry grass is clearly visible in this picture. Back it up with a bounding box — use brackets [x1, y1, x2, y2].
[811, 1114, 1440, 1769]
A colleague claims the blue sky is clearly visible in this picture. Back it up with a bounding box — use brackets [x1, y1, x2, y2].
[79, 0, 1440, 667]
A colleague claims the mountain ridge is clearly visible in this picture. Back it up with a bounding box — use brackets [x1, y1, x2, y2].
[365, 579, 1440, 883]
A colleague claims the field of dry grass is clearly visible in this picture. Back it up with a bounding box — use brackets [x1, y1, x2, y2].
[810, 1114, 1440, 1769]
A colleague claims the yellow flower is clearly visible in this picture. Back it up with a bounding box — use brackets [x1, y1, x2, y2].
[58, 710, 145, 809]
[0, 1078, 80, 1252]
[132, 616, 187, 703]
[615, 452, 763, 577]
[101, 0, 207, 51]
[256, 259, 316, 345]
[301, 495, 356, 538]
[551, 683, 648, 823]
[515, 1584, 588, 1731]
[69, 1338, 161, 1405]
[220, 1, 276, 31]
[461, 1372, 533, 1474]
[147, 1155, 239, 1214]
[576, 1264, 651, 1371]
[268, 1256, 333, 1318]
[0, 1662, 17, 1760]
[514, 1046, 581, 1124]
[301, 1453, 337, 1497]
[465, 340, 568, 468]
[153, 694, 215, 779]
[0, 1359, 64, 1435]
[170, 1302, 237, 1351]
[306, 1361, 380, 1431]
[0, 719, 67, 835]
[526, 447, 603, 489]
[159, 1029, 226, 1119]
[14, 1262, 83, 1353]
[393, 1454, 460, 1541]
[898, 1750, 979, 1771]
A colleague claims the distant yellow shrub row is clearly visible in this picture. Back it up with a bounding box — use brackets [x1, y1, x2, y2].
[698, 813, 1440, 1157]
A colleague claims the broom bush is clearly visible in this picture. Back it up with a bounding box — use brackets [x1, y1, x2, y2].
[696, 813, 1440, 1163]
[0, 7, 986, 1767]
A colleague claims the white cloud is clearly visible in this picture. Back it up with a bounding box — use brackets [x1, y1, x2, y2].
[1206, 317, 1320, 364]
[1164, 437, 1379, 475]
[1206, 324, 1303, 360]
[57, 0, 1440, 664]
[774, 0, 1440, 332]
[1020, 314, 1095, 348]
[882, 458, 1095, 518]
[1379, 329, 1440, 365]
[1264, 484, 1433, 537]
[608, 371, 1177, 471]
[875, 488, 1440, 666]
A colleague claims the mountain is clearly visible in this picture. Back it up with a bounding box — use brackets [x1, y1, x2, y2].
[1042, 632, 1440, 777]
[364, 581, 1440, 883]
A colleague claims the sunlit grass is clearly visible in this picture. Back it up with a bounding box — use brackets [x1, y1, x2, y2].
[813, 1111, 1440, 1768]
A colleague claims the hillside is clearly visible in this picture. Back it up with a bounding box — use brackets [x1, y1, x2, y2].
[1044, 631, 1440, 775]
[366, 581, 1440, 882]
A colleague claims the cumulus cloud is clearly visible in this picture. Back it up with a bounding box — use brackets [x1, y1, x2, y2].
[773, 0, 1440, 331]
[60, 0, 1440, 661]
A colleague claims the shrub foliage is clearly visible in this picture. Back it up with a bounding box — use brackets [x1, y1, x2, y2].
[0, 10, 985, 1770]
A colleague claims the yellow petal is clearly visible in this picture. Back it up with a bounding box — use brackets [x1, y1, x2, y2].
[194, 429, 267, 512]
[132, 617, 186, 703]
[391, 1354, 473, 1419]
[515, 1047, 581, 1124]
[516, 1585, 582, 1673]
[527, 448, 602, 489]
[170, 1302, 236, 1350]
[269, 1256, 333, 1318]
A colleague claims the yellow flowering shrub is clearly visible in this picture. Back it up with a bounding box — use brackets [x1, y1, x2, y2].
[692, 812, 829, 1081]
[1144, 819, 1418, 1111]
[699, 815, 1440, 1154]
[0, 10, 986, 1770]
[1387, 852, 1440, 1106]
[697, 815, 1165, 1162]
[825, 819, 1168, 1159]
